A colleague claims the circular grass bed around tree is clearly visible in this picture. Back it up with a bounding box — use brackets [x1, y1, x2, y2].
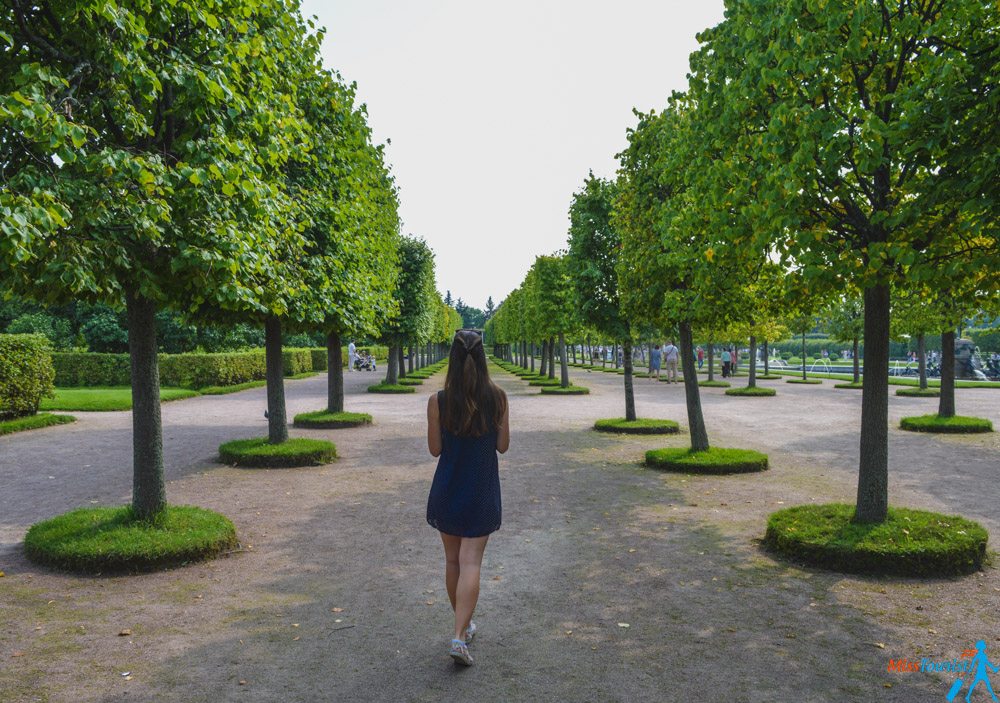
[899, 414, 993, 434]
[24, 505, 237, 574]
[528, 378, 562, 386]
[834, 382, 864, 389]
[786, 378, 823, 385]
[293, 410, 373, 429]
[0, 412, 76, 436]
[763, 503, 988, 577]
[398, 377, 424, 385]
[367, 383, 416, 394]
[724, 386, 777, 397]
[218, 437, 337, 468]
[539, 385, 590, 395]
[756, 374, 783, 380]
[698, 380, 731, 388]
[644, 446, 768, 474]
[896, 387, 940, 397]
[593, 418, 680, 435]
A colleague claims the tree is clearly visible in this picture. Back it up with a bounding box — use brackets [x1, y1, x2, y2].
[689, 0, 1000, 522]
[566, 172, 637, 418]
[526, 255, 576, 387]
[382, 236, 436, 385]
[1, 0, 312, 518]
[484, 296, 496, 321]
[826, 293, 864, 385]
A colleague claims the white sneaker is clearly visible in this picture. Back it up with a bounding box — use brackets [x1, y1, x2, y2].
[464, 621, 476, 644]
[449, 638, 473, 666]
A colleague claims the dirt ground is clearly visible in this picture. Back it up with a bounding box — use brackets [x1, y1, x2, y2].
[1, 365, 998, 703]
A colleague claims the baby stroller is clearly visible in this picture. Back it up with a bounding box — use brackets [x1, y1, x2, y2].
[354, 353, 376, 372]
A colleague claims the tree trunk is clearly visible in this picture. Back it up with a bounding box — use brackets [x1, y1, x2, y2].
[385, 343, 400, 385]
[327, 331, 343, 413]
[572, 343, 577, 364]
[408, 345, 415, 374]
[397, 346, 406, 378]
[679, 322, 709, 452]
[613, 343, 620, 369]
[853, 337, 860, 384]
[548, 337, 556, 379]
[855, 284, 889, 524]
[530, 343, 535, 372]
[559, 333, 570, 387]
[748, 335, 757, 388]
[917, 333, 927, 390]
[265, 316, 288, 445]
[938, 329, 956, 418]
[801, 331, 807, 381]
[127, 292, 165, 519]
[540, 339, 548, 377]
[623, 340, 636, 421]
[763, 340, 770, 376]
[707, 342, 715, 382]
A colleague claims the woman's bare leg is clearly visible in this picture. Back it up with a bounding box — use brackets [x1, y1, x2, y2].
[454, 535, 489, 640]
[440, 532, 461, 611]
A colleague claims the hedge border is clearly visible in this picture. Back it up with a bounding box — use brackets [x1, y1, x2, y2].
[896, 387, 940, 397]
[0, 412, 76, 436]
[834, 382, 864, 390]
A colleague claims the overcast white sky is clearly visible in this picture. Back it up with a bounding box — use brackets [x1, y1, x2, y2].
[301, 0, 726, 310]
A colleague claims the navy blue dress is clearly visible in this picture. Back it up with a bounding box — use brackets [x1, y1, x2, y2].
[426, 391, 502, 537]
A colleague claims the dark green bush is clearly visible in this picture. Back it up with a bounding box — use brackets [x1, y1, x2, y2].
[7, 312, 73, 350]
[52, 352, 131, 386]
[281, 348, 313, 376]
[80, 312, 129, 353]
[0, 334, 56, 418]
[763, 503, 988, 577]
[310, 348, 328, 371]
[161, 351, 267, 388]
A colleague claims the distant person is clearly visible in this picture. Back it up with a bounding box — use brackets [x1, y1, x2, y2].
[663, 340, 679, 383]
[649, 344, 662, 381]
[348, 340, 357, 372]
[697, 346, 705, 370]
[721, 348, 732, 378]
[426, 330, 510, 666]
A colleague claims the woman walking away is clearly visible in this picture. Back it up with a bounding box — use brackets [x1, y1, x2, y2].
[426, 329, 510, 666]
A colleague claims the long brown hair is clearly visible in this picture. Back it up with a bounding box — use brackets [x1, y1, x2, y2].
[441, 330, 507, 437]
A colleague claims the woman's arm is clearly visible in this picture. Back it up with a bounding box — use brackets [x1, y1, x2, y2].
[496, 394, 510, 454]
[427, 394, 442, 457]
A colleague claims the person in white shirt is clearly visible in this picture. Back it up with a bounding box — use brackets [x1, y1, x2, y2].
[348, 340, 357, 372]
[663, 340, 679, 383]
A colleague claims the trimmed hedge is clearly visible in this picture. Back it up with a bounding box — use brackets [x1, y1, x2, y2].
[310, 348, 327, 371]
[833, 382, 864, 389]
[293, 410, 373, 429]
[368, 383, 416, 394]
[0, 412, 75, 436]
[645, 447, 768, 474]
[24, 505, 237, 574]
[593, 418, 680, 435]
[900, 414, 993, 434]
[219, 437, 337, 467]
[896, 387, 940, 397]
[763, 503, 988, 577]
[786, 378, 823, 385]
[282, 348, 313, 377]
[699, 380, 731, 388]
[724, 386, 777, 397]
[0, 334, 56, 418]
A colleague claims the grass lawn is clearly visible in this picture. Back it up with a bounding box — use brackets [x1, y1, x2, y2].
[0, 413, 76, 435]
[771, 369, 999, 389]
[40, 387, 199, 411]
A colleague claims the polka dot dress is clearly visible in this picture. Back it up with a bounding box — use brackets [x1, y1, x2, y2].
[426, 391, 502, 537]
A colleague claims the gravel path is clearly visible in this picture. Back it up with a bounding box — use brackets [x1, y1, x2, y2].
[1, 366, 997, 702]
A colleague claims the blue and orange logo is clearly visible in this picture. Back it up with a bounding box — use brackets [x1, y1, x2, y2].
[888, 640, 998, 702]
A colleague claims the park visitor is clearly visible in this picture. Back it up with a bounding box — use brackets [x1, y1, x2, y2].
[696, 346, 705, 369]
[649, 344, 662, 381]
[347, 340, 357, 371]
[663, 340, 679, 383]
[721, 347, 732, 377]
[426, 329, 510, 666]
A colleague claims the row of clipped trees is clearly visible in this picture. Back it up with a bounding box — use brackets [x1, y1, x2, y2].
[491, 0, 999, 545]
[0, 1, 461, 531]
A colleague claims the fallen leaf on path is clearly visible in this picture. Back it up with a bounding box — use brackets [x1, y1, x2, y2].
[239, 680, 247, 686]
[0, 571, 5, 577]
[492, 576, 501, 581]
[873, 642, 886, 649]
[565, 630, 573, 635]
[627, 548, 636, 553]
[331, 607, 344, 613]
[12, 651, 24, 657]
[118, 629, 132, 637]
[617, 623, 630, 629]
[293, 636, 300, 641]
[425, 600, 434, 605]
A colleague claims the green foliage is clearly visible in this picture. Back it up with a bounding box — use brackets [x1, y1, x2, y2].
[281, 349, 313, 377]
[6, 312, 73, 350]
[896, 387, 940, 398]
[383, 237, 437, 345]
[900, 415, 993, 434]
[0, 412, 74, 435]
[218, 437, 337, 468]
[834, 382, 864, 390]
[644, 447, 768, 474]
[971, 328, 1000, 353]
[593, 418, 679, 435]
[24, 505, 237, 574]
[293, 411, 373, 429]
[80, 312, 129, 353]
[40, 387, 198, 412]
[786, 379, 823, 385]
[310, 348, 328, 371]
[698, 380, 730, 388]
[763, 504, 988, 577]
[724, 386, 776, 397]
[0, 334, 55, 418]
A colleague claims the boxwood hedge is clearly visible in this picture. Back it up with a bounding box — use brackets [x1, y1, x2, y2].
[0, 334, 56, 419]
